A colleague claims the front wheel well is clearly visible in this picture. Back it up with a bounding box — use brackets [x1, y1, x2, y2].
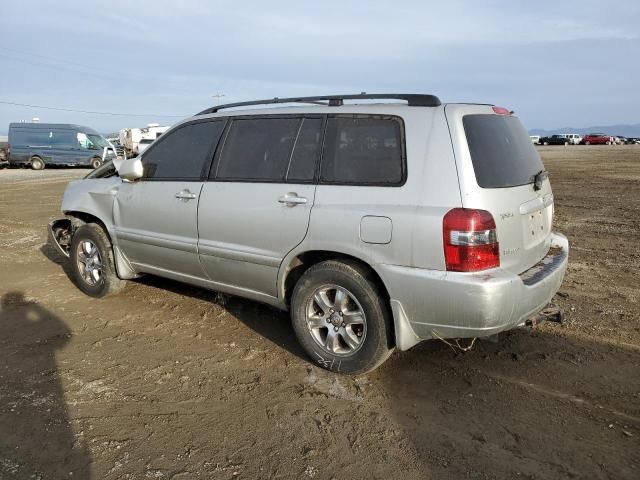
[64, 211, 110, 238]
[283, 251, 391, 308]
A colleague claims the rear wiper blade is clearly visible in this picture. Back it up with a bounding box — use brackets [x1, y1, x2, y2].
[532, 170, 548, 191]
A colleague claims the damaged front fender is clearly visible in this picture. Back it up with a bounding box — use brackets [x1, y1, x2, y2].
[50, 175, 138, 280]
[48, 218, 73, 258]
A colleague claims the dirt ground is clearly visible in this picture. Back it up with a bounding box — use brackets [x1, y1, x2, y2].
[0, 147, 639, 479]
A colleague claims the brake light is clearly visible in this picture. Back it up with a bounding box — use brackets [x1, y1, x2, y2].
[443, 208, 500, 272]
[492, 106, 512, 115]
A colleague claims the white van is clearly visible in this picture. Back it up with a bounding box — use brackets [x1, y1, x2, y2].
[560, 133, 582, 145]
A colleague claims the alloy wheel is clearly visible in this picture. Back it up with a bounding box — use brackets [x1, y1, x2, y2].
[76, 240, 103, 286]
[305, 284, 367, 356]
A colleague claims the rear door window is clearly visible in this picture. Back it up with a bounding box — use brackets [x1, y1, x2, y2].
[141, 120, 224, 179]
[286, 117, 323, 183]
[321, 116, 404, 185]
[215, 117, 301, 181]
[463, 114, 544, 188]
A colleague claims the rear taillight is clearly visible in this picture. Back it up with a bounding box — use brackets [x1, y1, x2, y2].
[443, 208, 500, 272]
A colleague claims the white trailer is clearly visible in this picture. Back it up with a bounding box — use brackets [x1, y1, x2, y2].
[119, 123, 169, 157]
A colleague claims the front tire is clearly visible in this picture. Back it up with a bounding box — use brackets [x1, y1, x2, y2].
[31, 156, 44, 170]
[291, 260, 394, 374]
[91, 157, 102, 169]
[70, 224, 125, 298]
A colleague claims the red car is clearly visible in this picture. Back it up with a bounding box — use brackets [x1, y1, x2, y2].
[581, 133, 612, 145]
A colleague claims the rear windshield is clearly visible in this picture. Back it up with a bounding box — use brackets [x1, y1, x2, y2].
[463, 114, 544, 188]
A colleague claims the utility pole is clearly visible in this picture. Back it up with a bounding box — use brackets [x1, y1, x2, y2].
[211, 93, 226, 103]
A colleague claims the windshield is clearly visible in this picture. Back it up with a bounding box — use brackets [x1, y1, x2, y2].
[463, 114, 544, 188]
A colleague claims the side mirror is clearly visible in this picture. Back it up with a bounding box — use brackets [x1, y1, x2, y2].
[118, 157, 143, 181]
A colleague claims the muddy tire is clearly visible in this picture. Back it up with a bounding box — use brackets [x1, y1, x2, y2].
[70, 224, 125, 298]
[291, 260, 394, 374]
[91, 157, 102, 169]
[31, 156, 44, 170]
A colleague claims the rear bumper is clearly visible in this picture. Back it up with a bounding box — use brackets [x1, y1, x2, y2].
[380, 232, 569, 350]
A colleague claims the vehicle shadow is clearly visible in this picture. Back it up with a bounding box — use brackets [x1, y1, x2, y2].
[0, 291, 92, 478]
[136, 275, 309, 362]
[374, 327, 640, 479]
[40, 242, 73, 276]
[40, 240, 307, 362]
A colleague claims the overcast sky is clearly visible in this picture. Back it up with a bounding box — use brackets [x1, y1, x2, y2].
[1, 0, 638, 134]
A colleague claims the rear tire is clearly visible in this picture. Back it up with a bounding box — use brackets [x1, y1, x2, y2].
[70, 224, 126, 298]
[291, 260, 394, 374]
[543, 141, 549, 145]
[91, 157, 102, 169]
[30, 156, 44, 170]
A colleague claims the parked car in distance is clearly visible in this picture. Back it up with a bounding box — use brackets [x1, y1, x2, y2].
[119, 124, 169, 158]
[8, 123, 116, 169]
[580, 133, 612, 145]
[49, 93, 568, 374]
[136, 138, 154, 154]
[0, 142, 9, 168]
[625, 137, 640, 144]
[539, 134, 570, 145]
[561, 133, 582, 145]
[106, 137, 127, 159]
[530, 135, 541, 145]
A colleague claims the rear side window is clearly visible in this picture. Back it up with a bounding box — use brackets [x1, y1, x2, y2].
[463, 115, 544, 188]
[216, 118, 301, 181]
[10, 129, 49, 147]
[142, 120, 224, 179]
[321, 117, 404, 185]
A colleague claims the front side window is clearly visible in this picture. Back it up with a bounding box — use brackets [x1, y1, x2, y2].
[77, 132, 103, 150]
[215, 117, 301, 181]
[321, 117, 404, 185]
[142, 120, 224, 179]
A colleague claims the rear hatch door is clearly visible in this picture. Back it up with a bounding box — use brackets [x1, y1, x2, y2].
[445, 104, 553, 275]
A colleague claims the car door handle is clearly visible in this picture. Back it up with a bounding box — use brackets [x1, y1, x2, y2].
[175, 190, 197, 200]
[278, 193, 308, 206]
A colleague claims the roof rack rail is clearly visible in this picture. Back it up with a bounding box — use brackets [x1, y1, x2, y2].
[196, 93, 441, 115]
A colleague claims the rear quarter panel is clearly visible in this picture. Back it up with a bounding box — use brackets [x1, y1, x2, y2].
[279, 105, 463, 298]
[444, 104, 553, 274]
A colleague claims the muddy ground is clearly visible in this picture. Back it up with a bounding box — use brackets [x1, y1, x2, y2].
[0, 147, 639, 479]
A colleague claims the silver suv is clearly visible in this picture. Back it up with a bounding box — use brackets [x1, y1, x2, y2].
[49, 94, 569, 374]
